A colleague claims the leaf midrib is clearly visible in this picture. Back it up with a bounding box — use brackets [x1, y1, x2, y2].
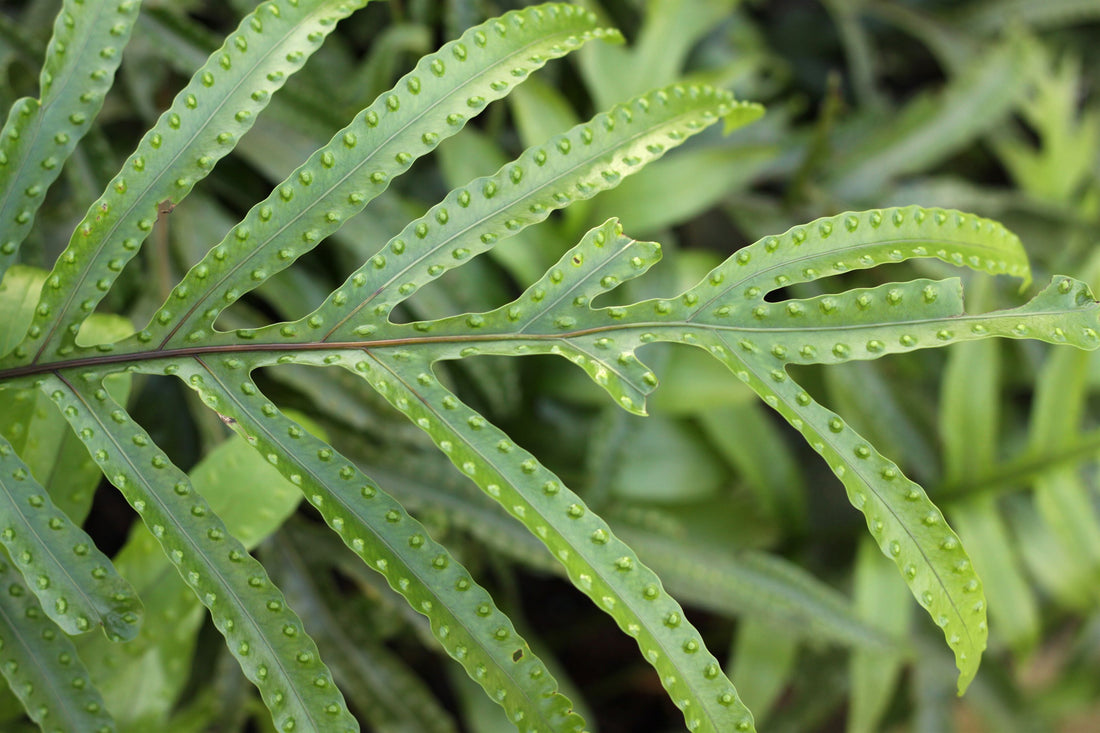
[0, 303, 1083, 384]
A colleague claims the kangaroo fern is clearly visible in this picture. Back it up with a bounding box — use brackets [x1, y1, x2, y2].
[1, 1, 1099, 731]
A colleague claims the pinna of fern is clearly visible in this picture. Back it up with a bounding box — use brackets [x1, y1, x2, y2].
[1, 1, 1100, 732]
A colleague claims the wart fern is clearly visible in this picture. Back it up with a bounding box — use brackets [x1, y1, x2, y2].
[0, 1, 1098, 731]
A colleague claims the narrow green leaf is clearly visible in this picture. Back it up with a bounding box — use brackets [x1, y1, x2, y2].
[719, 357, 987, 693]
[12, 0, 371, 364]
[1027, 288, 1100, 579]
[828, 41, 1031, 199]
[863, 2, 974, 72]
[434, 124, 568, 285]
[507, 74, 582, 150]
[697, 403, 807, 531]
[41, 376, 357, 732]
[350, 440, 888, 652]
[0, 0, 143, 280]
[588, 145, 775, 235]
[823, 360, 940, 484]
[847, 536, 912, 733]
[576, 0, 735, 109]
[681, 206, 1032, 299]
[621, 530, 899, 652]
[728, 617, 799, 726]
[940, 278, 1003, 481]
[959, 0, 1100, 33]
[0, 266, 132, 523]
[1006, 497, 1098, 609]
[174, 357, 587, 733]
[85, 557, 203, 729]
[948, 500, 1037, 656]
[0, 266, 47, 357]
[0, 553, 116, 733]
[130, 3, 617, 351]
[600, 413, 727, 503]
[0, 436, 142, 640]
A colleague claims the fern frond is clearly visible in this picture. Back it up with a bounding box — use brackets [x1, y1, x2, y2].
[2, 0, 1099, 729]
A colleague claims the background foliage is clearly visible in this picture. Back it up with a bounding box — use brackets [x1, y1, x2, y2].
[1, 0, 1099, 731]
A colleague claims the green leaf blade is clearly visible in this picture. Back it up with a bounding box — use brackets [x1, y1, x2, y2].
[679, 206, 1031, 303]
[0, 556, 117, 733]
[176, 357, 587, 733]
[754, 277, 1100, 364]
[0, 436, 143, 641]
[268, 529, 461, 733]
[727, 352, 987, 694]
[14, 0, 371, 364]
[419, 219, 664, 414]
[0, 0, 144, 281]
[291, 85, 759, 343]
[136, 2, 617, 350]
[347, 351, 755, 733]
[42, 375, 358, 733]
[848, 537, 912, 733]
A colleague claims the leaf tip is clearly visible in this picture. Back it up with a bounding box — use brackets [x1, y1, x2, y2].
[1016, 271, 1033, 296]
[600, 28, 626, 46]
[723, 101, 766, 135]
